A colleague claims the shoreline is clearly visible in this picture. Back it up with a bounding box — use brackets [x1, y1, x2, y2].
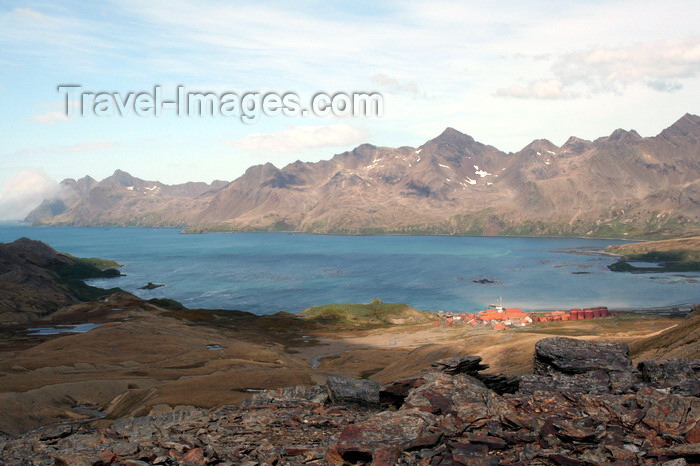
[6, 223, 651, 242]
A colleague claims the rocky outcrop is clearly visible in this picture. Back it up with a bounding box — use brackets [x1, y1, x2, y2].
[533, 337, 633, 374]
[0, 238, 121, 323]
[139, 282, 165, 290]
[519, 337, 636, 395]
[326, 376, 381, 406]
[429, 355, 489, 375]
[380, 355, 518, 409]
[2, 337, 700, 464]
[638, 359, 700, 397]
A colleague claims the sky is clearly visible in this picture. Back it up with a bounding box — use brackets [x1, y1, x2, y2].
[0, 0, 699, 219]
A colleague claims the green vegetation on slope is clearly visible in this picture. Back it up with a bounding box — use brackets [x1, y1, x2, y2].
[181, 211, 699, 239]
[629, 305, 700, 360]
[48, 255, 123, 301]
[65, 254, 122, 270]
[50, 258, 121, 280]
[606, 236, 700, 272]
[148, 298, 188, 311]
[301, 298, 433, 327]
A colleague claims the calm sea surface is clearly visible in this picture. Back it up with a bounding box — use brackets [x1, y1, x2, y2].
[1, 226, 697, 314]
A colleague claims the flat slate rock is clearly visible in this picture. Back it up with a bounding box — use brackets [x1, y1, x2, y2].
[534, 337, 632, 375]
[326, 376, 380, 406]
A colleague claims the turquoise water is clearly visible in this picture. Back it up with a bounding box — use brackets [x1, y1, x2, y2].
[0, 226, 698, 314]
[27, 323, 101, 335]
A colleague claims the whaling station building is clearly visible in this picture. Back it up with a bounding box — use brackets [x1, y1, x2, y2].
[439, 306, 611, 331]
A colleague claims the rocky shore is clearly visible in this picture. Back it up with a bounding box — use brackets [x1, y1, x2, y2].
[2, 337, 699, 465]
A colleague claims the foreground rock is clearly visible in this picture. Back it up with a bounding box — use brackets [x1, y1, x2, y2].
[327, 376, 381, 406]
[519, 337, 636, 395]
[638, 359, 700, 396]
[2, 337, 700, 465]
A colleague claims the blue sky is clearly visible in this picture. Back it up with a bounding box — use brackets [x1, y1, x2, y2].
[0, 0, 699, 219]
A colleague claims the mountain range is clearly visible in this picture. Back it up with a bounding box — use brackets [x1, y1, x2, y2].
[26, 113, 700, 238]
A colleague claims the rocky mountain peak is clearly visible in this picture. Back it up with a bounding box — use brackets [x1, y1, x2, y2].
[243, 162, 280, 177]
[59, 175, 97, 194]
[519, 138, 559, 155]
[428, 127, 476, 147]
[559, 136, 591, 155]
[606, 128, 642, 143]
[328, 144, 377, 167]
[677, 112, 700, 126]
[23, 114, 700, 237]
[78, 175, 97, 183]
[658, 112, 700, 144]
[105, 169, 140, 187]
[353, 143, 378, 153]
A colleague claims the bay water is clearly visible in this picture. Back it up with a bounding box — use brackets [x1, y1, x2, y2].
[1, 226, 697, 314]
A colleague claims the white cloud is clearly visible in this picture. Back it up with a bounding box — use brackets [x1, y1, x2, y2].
[0, 0, 699, 174]
[497, 37, 700, 99]
[66, 141, 119, 152]
[371, 74, 427, 98]
[495, 79, 576, 100]
[32, 111, 71, 125]
[13, 8, 45, 21]
[33, 100, 81, 125]
[226, 124, 368, 154]
[0, 170, 58, 221]
[646, 80, 683, 92]
[554, 38, 700, 93]
[5, 141, 119, 158]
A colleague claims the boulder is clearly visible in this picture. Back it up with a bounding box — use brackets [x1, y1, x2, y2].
[638, 359, 700, 396]
[638, 359, 700, 386]
[326, 376, 380, 406]
[476, 372, 521, 394]
[520, 370, 611, 395]
[401, 373, 493, 423]
[380, 356, 520, 410]
[519, 337, 636, 395]
[241, 384, 329, 406]
[379, 372, 437, 409]
[672, 381, 700, 397]
[430, 355, 489, 375]
[534, 337, 632, 375]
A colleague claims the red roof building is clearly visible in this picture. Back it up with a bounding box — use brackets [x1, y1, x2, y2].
[505, 308, 526, 318]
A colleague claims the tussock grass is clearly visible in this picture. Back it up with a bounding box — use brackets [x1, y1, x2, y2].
[301, 298, 432, 327]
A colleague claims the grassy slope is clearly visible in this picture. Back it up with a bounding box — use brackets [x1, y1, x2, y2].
[629, 306, 700, 360]
[65, 254, 122, 270]
[48, 255, 123, 301]
[183, 210, 700, 239]
[301, 299, 434, 328]
[606, 236, 700, 272]
[606, 236, 700, 256]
